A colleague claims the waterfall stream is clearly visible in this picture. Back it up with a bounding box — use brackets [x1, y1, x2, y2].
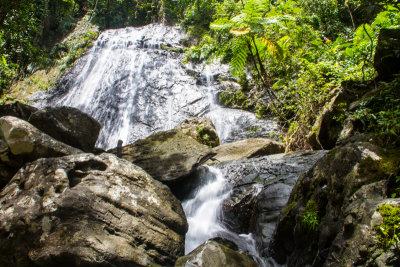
[34, 24, 300, 265]
[36, 24, 280, 150]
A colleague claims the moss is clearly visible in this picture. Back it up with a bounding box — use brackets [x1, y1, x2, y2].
[196, 125, 216, 147]
[283, 201, 297, 215]
[160, 44, 184, 53]
[376, 203, 400, 250]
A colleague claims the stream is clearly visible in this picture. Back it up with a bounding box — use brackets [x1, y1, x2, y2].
[35, 24, 325, 266]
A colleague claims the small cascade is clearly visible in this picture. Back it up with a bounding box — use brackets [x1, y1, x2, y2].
[182, 151, 326, 266]
[183, 166, 263, 259]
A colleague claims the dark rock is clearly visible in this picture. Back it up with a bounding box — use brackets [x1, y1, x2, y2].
[0, 116, 82, 168]
[28, 106, 101, 152]
[0, 153, 187, 266]
[174, 240, 258, 267]
[269, 136, 400, 266]
[374, 28, 400, 81]
[0, 102, 38, 121]
[0, 163, 17, 190]
[217, 151, 326, 245]
[110, 128, 213, 183]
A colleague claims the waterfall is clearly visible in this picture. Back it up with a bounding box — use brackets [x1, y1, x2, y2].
[183, 166, 263, 261]
[35, 24, 294, 265]
[37, 24, 280, 150]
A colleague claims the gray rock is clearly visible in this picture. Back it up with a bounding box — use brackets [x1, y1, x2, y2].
[205, 138, 284, 165]
[0, 153, 187, 266]
[28, 106, 101, 152]
[174, 240, 258, 267]
[0, 116, 82, 168]
[217, 150, 326, 248]
[110, 128, 213, 183]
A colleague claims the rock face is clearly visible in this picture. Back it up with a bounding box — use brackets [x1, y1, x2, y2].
[178, 117, 220, 148]
[374, 28, 400, 81]
[269, 135, 400, 266]
[113, 128, 213, 182]
[308, 82, 369, 150]
[0, 116, 82, 168]
[0, 153, 187, 266]
[216, 151, 326, 252]
[205, 138, 284, 164]
[174, 240, 258, 267]
[0, 102, 38, 121]
[28, 106, 101, 152]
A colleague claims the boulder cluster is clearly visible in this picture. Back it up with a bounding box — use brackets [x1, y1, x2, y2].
[1, 101, 399, 266]
[0, 102, 285, 266]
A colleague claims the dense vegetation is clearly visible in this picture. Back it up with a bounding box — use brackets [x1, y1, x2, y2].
[181, 0, 400, 150]
[1, 0, 399, 150]
[0, 0, 188, 96]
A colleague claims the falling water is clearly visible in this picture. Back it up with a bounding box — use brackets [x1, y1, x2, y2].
[37, 24, 280, 150]
[35, 24, 290, 265]
[183, 166, 262, 259]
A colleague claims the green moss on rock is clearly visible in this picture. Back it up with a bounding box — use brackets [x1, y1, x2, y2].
[376, 203, 400, 250]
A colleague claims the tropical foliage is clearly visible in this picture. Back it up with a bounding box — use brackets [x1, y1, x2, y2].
[182, 0, 400, 149]
[1, 0, 399, 149]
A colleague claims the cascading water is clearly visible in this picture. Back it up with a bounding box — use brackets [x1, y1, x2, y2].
[36, 24, 280, 150]
[183, 165, 264, 264]
[35, 23, 294, 266]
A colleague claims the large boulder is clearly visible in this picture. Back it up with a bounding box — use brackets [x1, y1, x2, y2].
[178, 117, 220, 148]
[111, 129, 213, 183]
[205, 138, 284, 165]
[0, 116, 82, 168]
[269, 135, 400, 266]
[0, 102, 38, 121]
[0, 153, 187, 266]
[28, 106, 101, 152]
[175, 240, 258, 267]
[374, 28, 400, 82]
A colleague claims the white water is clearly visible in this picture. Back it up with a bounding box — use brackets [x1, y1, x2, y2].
[37, 24, 286, 265]
[183, 166, 262, 260]
[38, 24, 280, 150]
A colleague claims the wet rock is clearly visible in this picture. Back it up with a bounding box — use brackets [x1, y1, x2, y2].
[269, 136, 400, 266]
[174, 240, 258, 267]
[205, 138, 284, 164]
[0, 116, 82, 168]
[0, 102, 38, 121]
[178, 117, 220, 148]
[0, 153, 187, 266]
[218, 151, 326, 246]
[28, 106, 101, 152]
[374, 28, 400, 81]
[110, 128, 213, 182]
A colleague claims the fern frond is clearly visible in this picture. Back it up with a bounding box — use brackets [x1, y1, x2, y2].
[230, 37, 249, 76]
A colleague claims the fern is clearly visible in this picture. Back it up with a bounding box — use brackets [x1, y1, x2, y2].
[230, 37, 249, 76]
